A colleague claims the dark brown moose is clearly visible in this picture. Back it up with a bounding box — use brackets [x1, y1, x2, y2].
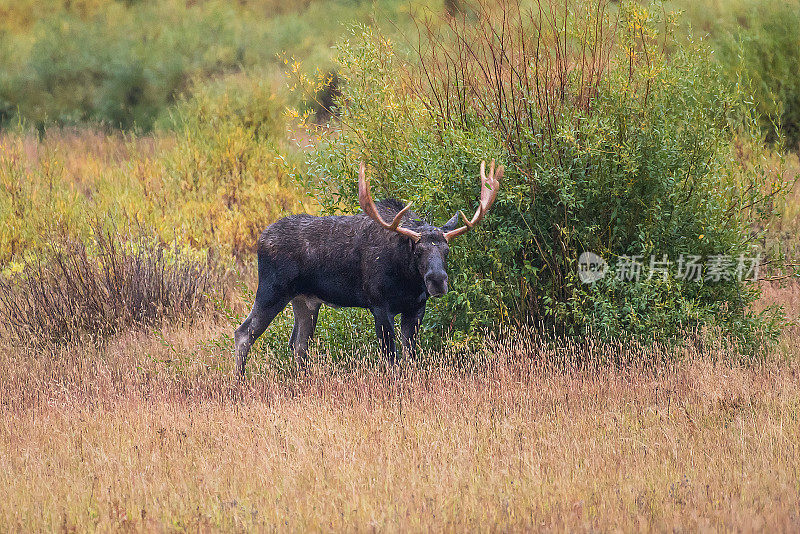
[234, 160, 502, 374]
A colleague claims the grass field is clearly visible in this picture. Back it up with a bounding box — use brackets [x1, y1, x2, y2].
[1, 282, 799, 531]
[3, 0, 800, 531]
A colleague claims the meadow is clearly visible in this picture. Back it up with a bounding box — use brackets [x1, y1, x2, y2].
[2, 0, 800, 531]
[2, 292, 799, 530]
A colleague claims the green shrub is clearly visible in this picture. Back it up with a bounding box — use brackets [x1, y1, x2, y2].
[300, 2, 787, 348]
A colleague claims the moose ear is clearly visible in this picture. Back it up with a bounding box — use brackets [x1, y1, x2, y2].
[440, 213, 460, 233]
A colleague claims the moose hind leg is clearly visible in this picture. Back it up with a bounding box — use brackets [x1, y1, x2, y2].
[289, 296, 321, 368]
[234, 290, 289, 376]
[371, 307, 397, 365]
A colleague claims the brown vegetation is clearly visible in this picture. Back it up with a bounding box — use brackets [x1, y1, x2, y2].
[1, 290, 799, 531]
[0, 229, 228, 347]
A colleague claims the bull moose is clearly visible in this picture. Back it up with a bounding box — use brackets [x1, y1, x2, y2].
[234, 160, 502, 374]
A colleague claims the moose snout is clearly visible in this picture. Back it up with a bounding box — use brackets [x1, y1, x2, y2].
[425, 271, 448, 297]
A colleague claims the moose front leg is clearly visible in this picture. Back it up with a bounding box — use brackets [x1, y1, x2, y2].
[234, 299, 286, 376]
[401, 304, 425, 360]
[371, 307, 397, 365]
[234, 280, 291, 376]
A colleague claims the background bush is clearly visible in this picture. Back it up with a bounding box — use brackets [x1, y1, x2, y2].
[301, 2, 788, 347]
[0, 74, 298, 266]
[672, 0, 800, 150]
[720, 1, 800, 149]
[0, 0, 428, 132]
[154, 74, 298, 257]
[0, 229, 228, 346]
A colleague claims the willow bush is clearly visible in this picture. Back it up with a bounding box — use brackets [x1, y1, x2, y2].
[299, 0, 787, 348]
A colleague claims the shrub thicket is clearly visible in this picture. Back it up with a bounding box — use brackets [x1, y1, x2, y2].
[0, 230, 227, 346]
[300, 1, 787, 347]
[155, 74, 298, 257]
[0, 74, 298, 265]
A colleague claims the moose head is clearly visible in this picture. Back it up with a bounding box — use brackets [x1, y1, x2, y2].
[358, 159, 503, 297]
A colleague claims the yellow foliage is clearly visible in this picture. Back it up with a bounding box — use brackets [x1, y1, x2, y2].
[0, 119, 301, 264]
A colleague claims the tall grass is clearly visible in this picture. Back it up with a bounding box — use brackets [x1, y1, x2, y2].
[1, 302, 798, 530]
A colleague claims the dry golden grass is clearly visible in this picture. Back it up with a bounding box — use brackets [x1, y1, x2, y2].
[2, 300, 799, 532]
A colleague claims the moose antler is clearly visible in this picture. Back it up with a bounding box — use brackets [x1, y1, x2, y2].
[443, 160, 502, 242]
[358, 162, 422, 242]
